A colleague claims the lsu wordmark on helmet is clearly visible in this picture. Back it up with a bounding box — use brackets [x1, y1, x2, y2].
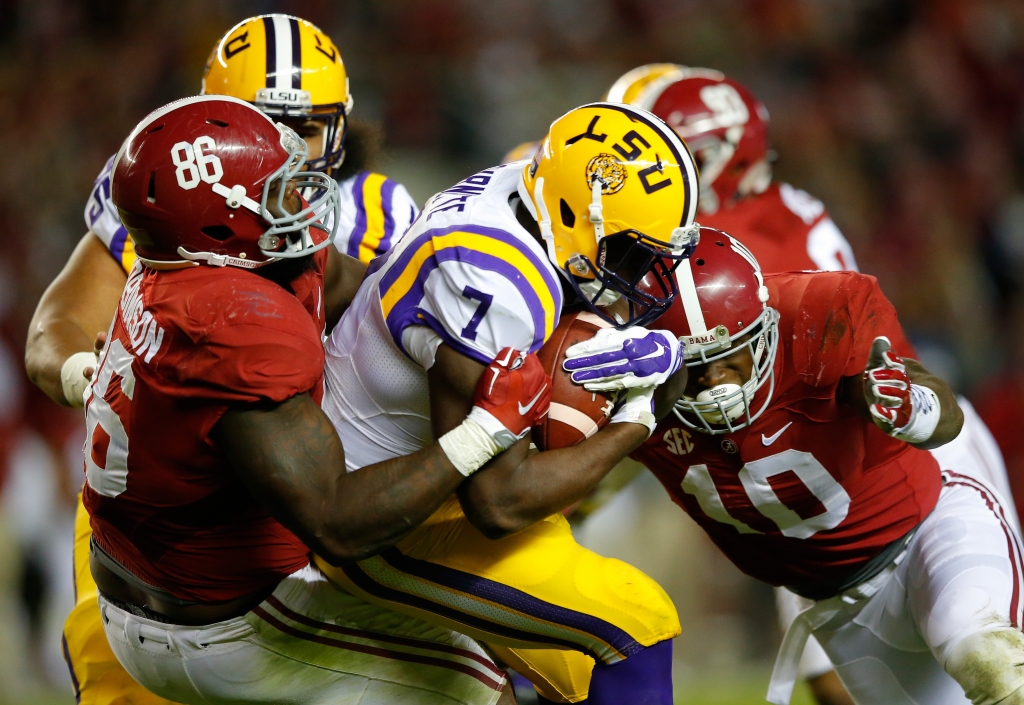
[202, 14, 352, 173]
[518, 102, 701, 328]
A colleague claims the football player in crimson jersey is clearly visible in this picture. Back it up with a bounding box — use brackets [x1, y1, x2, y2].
[85, 95, 554, 704]
[24, 15, 417, 705]
[627, 65, 1018, 705]
[562, 229, 1024, 705]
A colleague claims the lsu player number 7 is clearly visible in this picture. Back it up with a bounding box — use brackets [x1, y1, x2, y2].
[316, 103, 698, 704]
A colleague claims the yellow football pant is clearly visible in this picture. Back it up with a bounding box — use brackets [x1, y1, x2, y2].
[64, 494, 181, 705]
[317, 497, 681, 703]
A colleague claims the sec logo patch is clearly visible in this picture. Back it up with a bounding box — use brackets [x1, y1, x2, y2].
[721, 438, 738, 454]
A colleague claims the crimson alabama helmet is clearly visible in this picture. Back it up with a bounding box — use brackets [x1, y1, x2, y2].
[636, 69, 771, 215]
[112, 95, 339, 270]
[651, 227, 779, 434]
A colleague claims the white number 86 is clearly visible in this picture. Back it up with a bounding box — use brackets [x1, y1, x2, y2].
[170, 136, 224, 190]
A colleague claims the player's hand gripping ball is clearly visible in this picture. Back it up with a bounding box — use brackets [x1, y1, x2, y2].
[533, 311, 620, 451]
[562, 326, 683, 391]
[469, 347, 551, 450]
[863, 336, 912, 434]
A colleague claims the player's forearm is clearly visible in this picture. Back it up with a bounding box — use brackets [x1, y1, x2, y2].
[25, 318, 96, 405]
[459, 422, 648, 539]
[905, 360, 963, 449]
[216, 393, 465, 564]
[321, 446, 467, 561]
[26, 233, 126, 405]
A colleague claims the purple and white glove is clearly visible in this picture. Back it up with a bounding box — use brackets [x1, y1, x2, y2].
[563, 327, 683, 392]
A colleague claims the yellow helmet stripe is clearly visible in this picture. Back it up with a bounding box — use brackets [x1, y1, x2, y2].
[357, 173, 388, 263]
[262, 15, 303, 89]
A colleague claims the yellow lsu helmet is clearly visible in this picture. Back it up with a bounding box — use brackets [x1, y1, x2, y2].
[605, 63, 686, 105]
[202, 14, 352, 172]
[518, 102, 701, 328]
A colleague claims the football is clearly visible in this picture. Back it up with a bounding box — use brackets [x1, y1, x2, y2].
[533, 309, 618, 451]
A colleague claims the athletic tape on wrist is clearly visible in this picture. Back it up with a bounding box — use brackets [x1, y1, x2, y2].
[894, 384, 941, 444]
[61, 351, 98, 408]
[438, 417, 504, 477]
[611, 388, 657, 438]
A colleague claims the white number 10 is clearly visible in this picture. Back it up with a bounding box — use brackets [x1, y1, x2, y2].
[170, 136, 223, 190]
[681, 449, 851, 539]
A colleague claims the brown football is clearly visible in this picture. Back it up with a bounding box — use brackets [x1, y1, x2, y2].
[533, 309, 618, 451]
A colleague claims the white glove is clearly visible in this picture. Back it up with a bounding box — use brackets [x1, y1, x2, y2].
[61, 351, 99, 408]
[563, 327, 683, 392]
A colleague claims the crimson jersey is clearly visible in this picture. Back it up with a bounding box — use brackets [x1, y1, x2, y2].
[82, 252, 327, 603]
[700, 183, 858, 274]
[632, 272, 941, 589]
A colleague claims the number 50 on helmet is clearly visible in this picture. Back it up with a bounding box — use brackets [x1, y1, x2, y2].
[518, 103, 701, 328]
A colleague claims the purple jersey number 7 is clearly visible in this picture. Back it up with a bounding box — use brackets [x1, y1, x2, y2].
[460, 286, 493, 342]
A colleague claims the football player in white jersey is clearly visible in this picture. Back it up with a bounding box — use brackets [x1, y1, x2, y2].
[315, 102, 701, 704]
[25, 15, 419, 705]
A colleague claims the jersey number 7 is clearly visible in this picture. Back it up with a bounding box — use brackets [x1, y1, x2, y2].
[459, 286, 493, 342]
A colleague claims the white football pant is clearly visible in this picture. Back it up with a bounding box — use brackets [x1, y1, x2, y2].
[99, 564, 506, 705]
[775, 397, 1021, 692]
[796, 474, 1024, 705]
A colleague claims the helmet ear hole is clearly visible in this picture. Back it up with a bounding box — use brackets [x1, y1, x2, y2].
[200, 225, 235, 241]
[559, 199, 576, 229]
[147, 172, 157, 204]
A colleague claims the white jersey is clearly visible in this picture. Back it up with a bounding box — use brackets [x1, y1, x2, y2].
[322, 162, 563, 470]
[85, 156, 134, 271]
[85, 155, 418, 272]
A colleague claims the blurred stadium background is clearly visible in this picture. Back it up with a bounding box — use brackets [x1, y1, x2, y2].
[0, 0, 1022, 702]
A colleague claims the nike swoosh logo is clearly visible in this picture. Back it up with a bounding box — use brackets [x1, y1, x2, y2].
[487, 367, 500, 396]
[636, 342, 667, 361]
[762, 422, 793, 446]
[497, 348, 515, 366]
[518, 386, 546, 415]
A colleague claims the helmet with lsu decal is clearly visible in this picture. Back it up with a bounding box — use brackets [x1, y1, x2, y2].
[605, 63, 686, 105]
[202, 14, 352, 173]
[645, 227, 779, 434]
[634, 68, 771, 214]
[518, 102, 701, 328]
[111, 95, 339, 270]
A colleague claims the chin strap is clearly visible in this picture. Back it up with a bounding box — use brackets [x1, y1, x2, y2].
[174, 247, 274, 269]
[532, 178, 556, 253]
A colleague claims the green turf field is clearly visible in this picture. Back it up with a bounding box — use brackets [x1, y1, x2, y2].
[675, 668, 816, 705]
